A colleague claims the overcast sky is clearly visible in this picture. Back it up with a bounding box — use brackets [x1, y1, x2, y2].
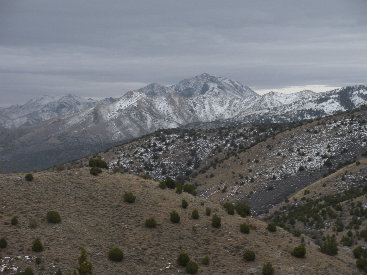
[1, 0, 367, 106]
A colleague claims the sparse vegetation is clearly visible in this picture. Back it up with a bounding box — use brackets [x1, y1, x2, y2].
[16, 267, 34, 275]
[212, 214, 221, 228]
[32, 238, 44, 252]
[89, 158, 108, 169]
[77, 248, 93, 274]
[262, 262, 274, 275]
[291, 245, 306, 258]
[29, 219, 37, 228]
[267, 223, 277, 232]
[205, 207, 211, 216]
[11, 216, 18, 226]
[0, 237, 7, 248]
[201, 256, 209, 265]
[186, 260, 198, 274]
[90, 166, 102, 175]
[170, 211, 180, 223]
[159, 181, 167, 189]
[240, 223, 250, 234]
[46, 210, 61, 223]
[243, 250, 255, 261]
[223, 202, 235, 215]
[145, 218, 157, 228]
[123, 192, 136, 203]
[320, 235, 338, 256]
[25, 173, 33, 181]
[108, 247, 124, 262]
[177, 252, 190, 266]
[182, 199, 188, 209]
[191, 209, 199, 219]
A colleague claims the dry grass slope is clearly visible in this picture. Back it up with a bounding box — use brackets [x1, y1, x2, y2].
[0, 168, 360, 274]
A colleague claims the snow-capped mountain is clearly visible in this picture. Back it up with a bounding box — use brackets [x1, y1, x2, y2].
[0, 73, 366, 173]
[0, 94, 116, 129]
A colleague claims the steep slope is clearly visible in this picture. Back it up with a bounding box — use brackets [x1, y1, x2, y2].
[191, 106, 367, 215]
[1, 73, 366, 174]
[0, 94, 116, 130]
[0, 168, 360, 274]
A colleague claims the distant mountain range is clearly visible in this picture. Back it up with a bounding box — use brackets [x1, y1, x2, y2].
[0, 73, 366, 172]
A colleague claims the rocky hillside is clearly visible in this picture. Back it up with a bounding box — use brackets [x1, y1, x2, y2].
[0, 73, 366, 174]
[0, 168, 360, 274]
[0, 94, 116, 130]
[190, 106, 367, 215]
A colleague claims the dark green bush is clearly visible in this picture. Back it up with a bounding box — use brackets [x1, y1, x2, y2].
[159, 181, 167, 189]
[32, 238, 44, 252]
[243, 250, 255, 261]
[164, 177, 176, 189]
[186, 260, 198, 274]
[17, 267, 34, 275]
[267, 223, 277, 232]
[108, 247, 124, 262]
[357, 257, 367, 271]
[78, 248, 93, 275]
[223, 202, 235, 215]
[177, 252, 190, 266]
[205, 207, 211, 216]
[0, 237, 7, 248]
[176, 183, 183, 194]
[183, 184, 197, 195]
[90, 167, 102, 175]
[145, 218, 157, 228]
[170, 211, 180, 223]
[235, 201, 251, 217]
[123, 192, 136, 203]
[11, 216, 18, 226]
[240, 223, 250, 234]
[35, 257, 41, 265]
[46, 210, 61, 223]
[182, 199, 188, 209]
[201, 256, 209, 265]
[212, 214, 221, 228]
[353, 246, 367, 259]
[89, 158, 108, 169]
[262, 262, 274, 275]
[25, 173, 33, 182]
[320, 235, 338, 256]
[291, 245, 306, 258]
[191, 209, 199, 219]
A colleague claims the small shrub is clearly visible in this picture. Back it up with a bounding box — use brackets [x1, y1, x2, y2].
[11, 216, 18, 226]
[235, 201, 251, 217]
[108, 247, 124, 262]
[25, 173, 33, 182]
[176, 183, 183, 194]
[293, 229, 301, 237]
[46, 211, 61, 224]
[262, 262, 274, 275]
[353, 246, 367, 259]
[356, 258, 367, 271]
[145, 218, 157, 228]
[240, 223, 250, 234]
[177, 252, 190, 266]
[182, 199, 188, 209]
[90, 167, 102, 175]
[186, 260, 198, 274]
[201, 256, 209, 265]
[205, 207, 211, 216]
[112, 166, 123, 174]
[223, 202, 235, 215]
[170, 211, 180, 223]
[78, 248, 93, 274]
[29, 219, 37, 229]
[17, 267, 34, 275]
[32, 238, 44, 252]
[320, 235, 338, 256]
[159, 181, 167, 189]
[267, 223, 277, 232]
[291, 245, 306, 258]
[211, 214, 221, 228]
[35, 257, 41, 265]
[183, 184, 197, 195]
[55, 268, 63, 275]
[123, 192, 136, 203]
[89, 158, 108, 169]
[191, 209, 199, 219]
[164, 177, 176, 189]
[0, 237, 7, 249]
[243, 250, 255, 261]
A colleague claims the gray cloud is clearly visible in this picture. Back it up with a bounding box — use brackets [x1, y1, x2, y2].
[0, 0, 366, 105]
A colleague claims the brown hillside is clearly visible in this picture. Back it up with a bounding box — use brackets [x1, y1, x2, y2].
[0, 168, 359, 274]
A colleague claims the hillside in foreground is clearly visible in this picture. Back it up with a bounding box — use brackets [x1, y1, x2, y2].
[0, 168, 360, 274]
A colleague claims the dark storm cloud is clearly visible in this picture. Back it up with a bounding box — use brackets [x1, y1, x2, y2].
[0, 0, 366, 105]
